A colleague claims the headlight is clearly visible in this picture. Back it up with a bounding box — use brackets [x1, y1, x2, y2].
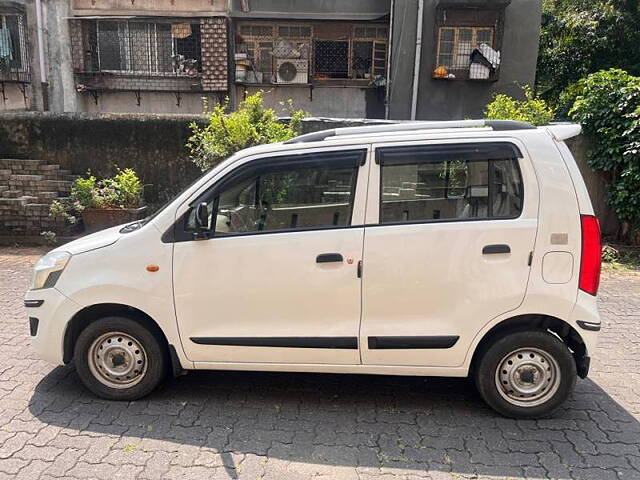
[31, 251, 71, 290]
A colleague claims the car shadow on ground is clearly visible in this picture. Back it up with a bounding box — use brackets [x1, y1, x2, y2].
[29, 364, 640, 479]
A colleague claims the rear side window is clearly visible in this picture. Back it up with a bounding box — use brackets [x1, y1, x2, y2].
[378, 143, 523, 224]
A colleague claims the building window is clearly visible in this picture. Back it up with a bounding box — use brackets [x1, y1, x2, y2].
[236, 21, 388, 84]
[314, 40, 348, 79]
[95, 20, 202, 76]
[0, 13, 29, 82]
[436, 26, 494, 70]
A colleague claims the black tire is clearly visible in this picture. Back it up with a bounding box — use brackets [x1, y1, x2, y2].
[74, 316, 168, 401]
[474, 329, 577, 418]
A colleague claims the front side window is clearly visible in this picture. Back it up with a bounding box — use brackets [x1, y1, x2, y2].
[379, 143, 523, 224]
[185, 150, 364, 237]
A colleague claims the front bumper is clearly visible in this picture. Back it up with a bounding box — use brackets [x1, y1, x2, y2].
[24, 288, 81, 365]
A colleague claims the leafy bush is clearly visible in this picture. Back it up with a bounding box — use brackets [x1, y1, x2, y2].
[484, 86, 555, 126]
[50, 168, 143, 224]
[537, 0, 640, 110]
[187, 91, 306, 172]
[569, 68, 640, 242]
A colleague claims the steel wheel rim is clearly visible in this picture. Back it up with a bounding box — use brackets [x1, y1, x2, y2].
[88, 331, 148, 389]
[495, 347, 561, 408]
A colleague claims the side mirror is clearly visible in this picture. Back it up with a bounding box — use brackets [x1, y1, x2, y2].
[194, 202, 210, 239]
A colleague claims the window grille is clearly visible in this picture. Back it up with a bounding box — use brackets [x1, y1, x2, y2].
[314, 40, 348, 79]
[0, 13, 30, 83]
[236, 21, 388, 83]
[85, 20, 202, 76]
[436, 27, 494, 70]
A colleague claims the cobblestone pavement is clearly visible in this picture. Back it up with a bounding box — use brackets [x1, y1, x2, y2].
[0, 246, 639, 480]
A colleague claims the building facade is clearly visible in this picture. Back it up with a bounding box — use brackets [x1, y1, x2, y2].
[229, 0, 391, 118]
[0, 0, 542, 120]
[388, 0, 542, 120]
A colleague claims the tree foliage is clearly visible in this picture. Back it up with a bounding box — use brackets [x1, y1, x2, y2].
[569, 69, 640, 240]
[484, 86, 555, 125]
[187, 91, 306, 172]
[537, 0, 640, 111]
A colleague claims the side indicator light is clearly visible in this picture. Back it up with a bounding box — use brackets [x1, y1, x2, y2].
[146, 265, 160, 272]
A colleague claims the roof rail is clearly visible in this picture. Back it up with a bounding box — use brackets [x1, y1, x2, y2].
[285, 119, 535, 144]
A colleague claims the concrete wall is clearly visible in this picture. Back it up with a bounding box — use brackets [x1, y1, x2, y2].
[71, 0, 226, 16]
[237, 85, 383, 119]
[78, 92, 223, 115]
[0, 112, 205, 205]
[566, 136, 620, 237]
[43, 0, 78, 112]
[0, 83, 31, 110]
[229, 0, 390, 19]
[388, 0, 541, 120]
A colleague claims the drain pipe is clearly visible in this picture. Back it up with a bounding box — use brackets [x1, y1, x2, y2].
[35, 0, 48, 109]
[410, 0, 424, 120]
[384, 0, 395, 119]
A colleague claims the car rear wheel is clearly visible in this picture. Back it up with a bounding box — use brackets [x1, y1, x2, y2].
[474, 329, 577, 418]
[74, 316, 167, 401]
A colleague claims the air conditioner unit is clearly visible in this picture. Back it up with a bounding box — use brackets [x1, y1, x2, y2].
[275, 59, 308, 84]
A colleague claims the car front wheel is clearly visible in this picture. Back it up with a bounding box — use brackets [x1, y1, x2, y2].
[474, 329, 577, 418]
[74, 316, 168, 401]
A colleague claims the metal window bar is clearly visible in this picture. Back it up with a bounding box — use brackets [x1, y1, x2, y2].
[0, 13, 31, 83]
[90, 20, 201, 77]
[436, 26, 494, 70]
[237, 22, 388, 83]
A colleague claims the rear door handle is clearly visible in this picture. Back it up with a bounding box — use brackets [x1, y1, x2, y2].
[482, 244, 511, 254]
[316, 253, 343, 263]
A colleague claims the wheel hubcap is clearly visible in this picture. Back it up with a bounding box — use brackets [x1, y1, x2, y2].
[88, 332, 147, 389]
[495, 347, 561, 407]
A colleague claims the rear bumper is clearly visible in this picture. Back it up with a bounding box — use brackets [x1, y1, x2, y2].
[24, 288, 81, 365]
[568, 290, 601, 378]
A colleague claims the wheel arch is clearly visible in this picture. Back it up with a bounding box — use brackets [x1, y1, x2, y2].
[469, 314, 589, 378]
[63, 303, 169, 365]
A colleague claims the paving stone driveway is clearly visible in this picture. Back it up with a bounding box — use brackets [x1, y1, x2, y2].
[0, 246, 639, 480]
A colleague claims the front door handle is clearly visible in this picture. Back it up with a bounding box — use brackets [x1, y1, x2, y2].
[482, 244, 511, 254]
[316, 253, 343, 263]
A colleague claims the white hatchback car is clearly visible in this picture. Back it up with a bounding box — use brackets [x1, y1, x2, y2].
[25, 120, 601, 418]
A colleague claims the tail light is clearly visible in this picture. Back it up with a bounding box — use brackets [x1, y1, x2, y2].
[579, 215, 602, 296]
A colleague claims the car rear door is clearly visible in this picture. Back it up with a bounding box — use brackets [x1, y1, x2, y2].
[360, 138, 539, 368]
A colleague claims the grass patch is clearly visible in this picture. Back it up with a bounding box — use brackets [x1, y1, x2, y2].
[602, 244, 640, 274]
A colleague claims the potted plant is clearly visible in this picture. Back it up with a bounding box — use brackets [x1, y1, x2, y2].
[50, 169, 147, 233]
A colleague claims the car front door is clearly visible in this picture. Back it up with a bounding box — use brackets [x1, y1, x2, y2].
[360, 139, 539, 368]
[173, 147, 369, 365]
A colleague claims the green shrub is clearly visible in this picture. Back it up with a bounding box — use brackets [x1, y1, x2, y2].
[569, 68, 640, 242]
[484, 86, 555, 126]
[187, 91, 307, 172]
[536, 0, 640, 110]
[50, 168, 143, 225]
